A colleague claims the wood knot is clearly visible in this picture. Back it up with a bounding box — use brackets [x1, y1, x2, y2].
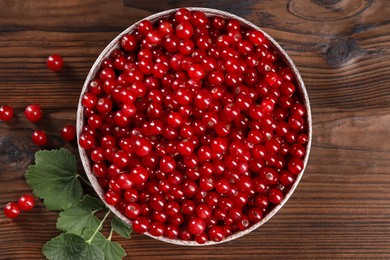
[0, 136, 36, 172]
[325, 38, 363, 68]
[287, 0, 373, 21]
[312, 0, 341, 5]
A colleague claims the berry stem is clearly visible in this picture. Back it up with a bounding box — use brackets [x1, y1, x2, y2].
[76, 174, 93, 188]
[107, 228, 114, 241]
[86, 211, 110, 244]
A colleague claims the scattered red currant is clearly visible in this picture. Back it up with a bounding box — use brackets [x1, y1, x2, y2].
[46, 54, 63, 71]
[24, 104, 42, 122]
[32, 130, 47, 146]
[4, 202, 20, 219]
[18, 195, 35, 211]
[61, 125, 76, 141]
[0, 105, 13, 121]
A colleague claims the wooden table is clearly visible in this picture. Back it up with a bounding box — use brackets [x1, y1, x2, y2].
[1, 0, 390, 258]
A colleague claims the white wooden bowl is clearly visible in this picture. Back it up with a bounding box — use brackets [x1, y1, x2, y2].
[76, 7, 312, 246]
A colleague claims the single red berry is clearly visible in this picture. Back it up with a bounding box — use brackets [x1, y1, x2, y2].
[159, 156, 176, 173]
[215, 179, 231, 194]
[32, 130, 47, 146]
[61, 125, 76, 141]
[164, 224, 180, 239]
[18, 195, 35, 211]
[175, 8, 191, 23]
[248, 207, 263, 223]
[288, 157, 304, 175]
[133, 137, 152, 156]
[79, 133, 95, 149]
[176, 22, 194, 40]
[132, 216, 150, 234]
[121, 34, 138, 52]
[268, 188, 284, 204]
[46, 54, 63, 71]
[138, 20, 153, 36]
[0, 105, 13, 121]
[248, 30, 266, 46]
[288, 115, 304, 131]
[125, 202, 142, 219]
[24, 104, 42, 122]
[4, 202, 20, 219]
[188, 217, 206, 235]
[208, 226, 225, 242]
[196, 204, 212, 219]
[149, 221, 165, 236]
[104, 190, 120, 205]
[188, 64, 206, 81]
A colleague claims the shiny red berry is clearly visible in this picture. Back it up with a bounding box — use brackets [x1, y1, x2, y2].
[18, 195, 35, 211]
[24, 104, 42, 122]
[0, 105, 13, 121]
[61, 125, 76, 141]
[4, 202, 20, 219]
[46, 54, 63, 71]
[32, 130, 47, 146]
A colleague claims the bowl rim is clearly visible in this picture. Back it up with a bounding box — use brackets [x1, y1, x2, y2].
[77, 7, 312, 246]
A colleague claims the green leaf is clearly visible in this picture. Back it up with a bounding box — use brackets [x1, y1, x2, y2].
[111, 216, 132, 239]
[57, 203, 102, 236]
[42, 233, 104, 260]
[25, 148, 83, 210]
[79, 195, 105, 211]
[82, 229, 126, 260]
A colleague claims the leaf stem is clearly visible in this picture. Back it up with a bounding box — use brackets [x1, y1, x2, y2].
[86, 211, 110, 244]
[108, 228, 114, 241]
[77, 174, 93, 188]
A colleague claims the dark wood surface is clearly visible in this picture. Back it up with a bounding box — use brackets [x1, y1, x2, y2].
[1, 0, 390, 258]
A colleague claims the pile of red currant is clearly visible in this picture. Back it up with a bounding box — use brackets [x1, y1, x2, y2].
[79, 8, 308, 244]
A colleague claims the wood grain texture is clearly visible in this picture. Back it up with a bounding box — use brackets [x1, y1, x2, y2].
[1, 0, 390, 259]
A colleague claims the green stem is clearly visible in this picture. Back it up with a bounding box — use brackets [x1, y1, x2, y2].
[86, 211, 110, 244]
[77, 174, 93, 188]
[107, 228, 114, 241]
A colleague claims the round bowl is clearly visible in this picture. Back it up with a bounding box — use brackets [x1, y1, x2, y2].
[77, 7, 312, 246]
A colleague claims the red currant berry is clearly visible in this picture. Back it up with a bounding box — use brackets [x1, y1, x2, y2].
[3, 202, 20, 219]
[208, 226, 225, 242]
[132, 216, 150, 234]
[61, 125, 76, 141]
[188, 217, 206, 235]
[188, 64, 206, 81]
[79, 133, 95, 149]
[131, 165, 149, 185]
[18, 195, 35, 211]
[104, 190, 120, 205]
[268, 188, 284, 204]
[0, 105, 13, 121]
[288, 157, 304, 175]
[46, 54, 63, 71]
[125, 202, 142, 219]
[32, 130, 47, 146]
[24, 104, 42, 122]
[176, 22, 194, 40]
[149, 222, 165, 236]
[121, 34, 138, 52]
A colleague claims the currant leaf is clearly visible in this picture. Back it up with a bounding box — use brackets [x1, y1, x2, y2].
[79, 194, 105, 211]
[25, 148, 83, 210]
[111, 216, 132, 239]
[56, 201, 102, 236]
[82, 229, 126, 260]
[42, 233, 104, 260]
